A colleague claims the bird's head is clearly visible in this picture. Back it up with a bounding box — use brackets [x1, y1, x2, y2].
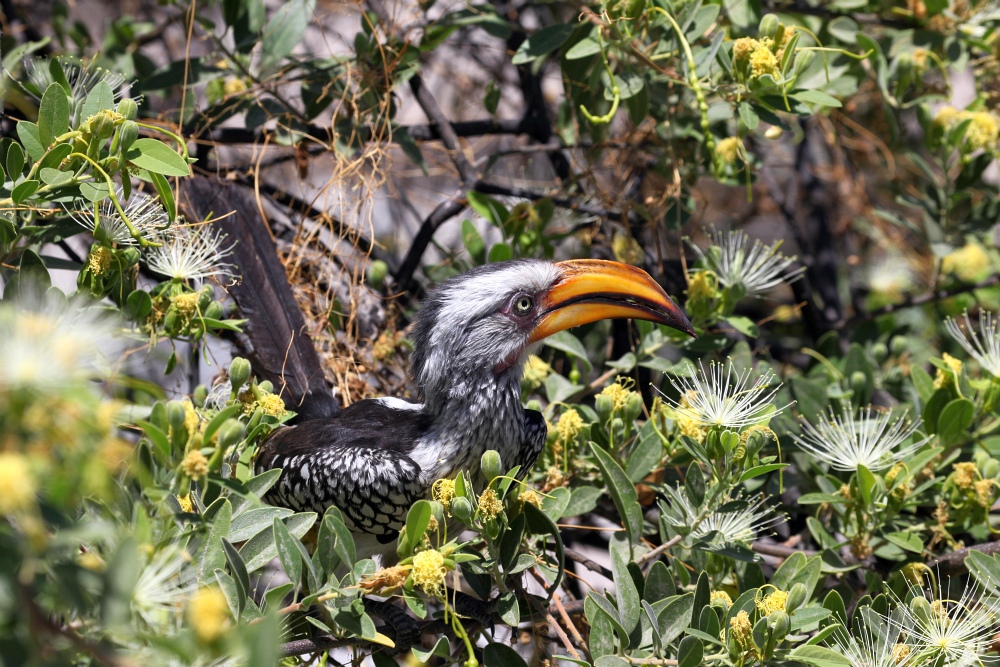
[410, 259, 694, 411]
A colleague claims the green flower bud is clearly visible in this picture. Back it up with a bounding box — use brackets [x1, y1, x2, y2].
[850, 371, 868, 396]
[429, 500, 445, 525]
[216, 419, 244, 449]
[481, 450, 503, 481]
[204, 302, 223, 319]
[258, 380, 274, 393]
[193, 385, 208, 408]
[367, 260, 389, 290]
[705, 429, 724, 459]
[624, 392, 643, 423]
[118, 120, 139, 155]
[611, 417, 625, 432]
[595, 394, 614, 423]
[163, 310, 178, 333]
[746, 429, 767, 457]
[910, 597, 933, 625]
[890, 335, 908, 356]
[784, 583, 807, 614]
[727, 630, 742, 660]
[166, 400, 188, 431]
[229, 358, 252, 391]
[872, 342, 888, 364]
[758, 13, 780, 39]
[116, 98, 138, 120]
[451, 496, 473, 521]
[90, 112, 115, 140]
[983, 458, 1000, 479]
[793, 50, 815, 75]
[569, 366, 581, 384]
[198, 285, 213, 310]
[768, 610, 790, 640]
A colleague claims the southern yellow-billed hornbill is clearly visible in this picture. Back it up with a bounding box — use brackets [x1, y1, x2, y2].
[255, 259, 694, 559]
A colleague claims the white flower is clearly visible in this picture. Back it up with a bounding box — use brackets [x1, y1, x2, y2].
[65, 187, 171, 246]
[892, 581, 1000, 667]
[132, 545, 198, 630]
[866, 253, 917, 300]
[23, 57, 128, 123]
[664, 359, 786, 429]
[946, 311, 1000, 378]
[792, 403, 930, 472]
[689, 229, 803, 298]
[660, 486, 778, 544]
[0, 293, 117, 392]
[832, 606, 915, 667]
[698, 494, 780, 543]
[146, 225, 237, 282]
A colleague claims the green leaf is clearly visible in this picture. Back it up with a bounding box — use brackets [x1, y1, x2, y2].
[544, 330, 592, 372]
[483, 644, 529, 667]
[738, 102, 759, 130]
[541, 486, 571, 521]
[937, 398, 974, 444]
[789, 645, 853, 667]
[488, 242, 512, 262]
[317, 508, 355, 574]
[149, 171, 177, 223]
[857, 464, 877, 506]
[81, 81, 116, 120]
[883, 531, 922, 553]
[39, 167, 72, 185]
[677, 635, 704, 667]
[197, 498, 233, 580]
[240, 512, 316, 572]
[38, 83, 70, 148]
[467, 191, 509, 227]
[214, 569, 241, 619]
[611, 548, 640, 633]
[792, 89, 843, 108]
[125, 139, 191, 177]
[461, 219, 486, 264]
[644, 561, 675, 602]
[258, 0, 317, 75]
[16, 122, 45, 162]
[587, 596, 616, 658]
[523, 503, 564, 599]
[11, 179, 39, 204]
[6, 142, 24, 180]
[401, 499, 432, 558]
[591, 445, 643, 550]
[738, 463, 787, 483]
[656, 592, 693, 645]
[966, 550, 1000, 595]
[80, 181, 110, 202]
[512, 24, 573, 65]
[722, 315, 759, 337]
[222, 539, 249, 613]
[565, 37, 601, 60]
[231, 469, 282, 516]
[273, 516, 303, 588]
[228, 506, 293, 542]
[498, 590, 520, 625]
[564, 486, 602, 517]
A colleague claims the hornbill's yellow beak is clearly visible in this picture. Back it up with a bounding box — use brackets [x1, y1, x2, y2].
[529, 259, 696, 343]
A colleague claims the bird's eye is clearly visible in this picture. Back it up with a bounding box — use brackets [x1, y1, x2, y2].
[513, 294, 534, 315]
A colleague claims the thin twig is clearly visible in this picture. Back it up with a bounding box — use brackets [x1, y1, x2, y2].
[851, 275, 1000, 324]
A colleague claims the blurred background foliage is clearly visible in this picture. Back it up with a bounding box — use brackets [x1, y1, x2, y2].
[5, 0, 1000, 665]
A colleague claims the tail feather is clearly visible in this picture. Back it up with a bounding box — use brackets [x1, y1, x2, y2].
[179, 176, 339, 420]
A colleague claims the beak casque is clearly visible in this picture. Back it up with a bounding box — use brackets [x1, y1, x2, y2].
[529, 259, 696, 343]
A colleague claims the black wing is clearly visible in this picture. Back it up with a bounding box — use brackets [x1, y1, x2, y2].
[257, 400, 432, 540]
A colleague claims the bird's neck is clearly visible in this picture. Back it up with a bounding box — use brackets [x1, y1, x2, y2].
[416, 368, 528, 481]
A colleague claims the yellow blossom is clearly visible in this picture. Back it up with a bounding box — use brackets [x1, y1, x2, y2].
[522, 355, 552, 391]
[181, 449, 209, 481]
[411, 549, 447, 597]
[545, 466, 566, 490]
[677, 391, 708, 441]
[177, 494, 194, 513]
[952, 461, 978, 489]
[478, 488, 503, 520]
[360, 565, 409, 593]
[0, 453, 37, 515]
[222, 77, 247, 96]
[717, 136, 742, 165]
[519, 489, 543, 508]
[934, 353, 963, 389]
[942, 243, 991, 282]
[187, 587, 230, 643]
[556, 408, 584, 444]
[600, 378, 637, 413]
[913, 48, 930, 70]
[183, 399, 199, 434]
[612, 233, 644, 265]
[88, 246, 113, 276]
[975, 478, 995, 507]
[77, 551, 106, 571]
[756, 589, 787, 615]
[893, 644, 911, 664]
[432, 478, 456, 512]
[257, 393, 286, 417]
[733, 38, 758, 62]
[687, 270, 716, 303]
[426, 515, 438, 533]
[966, 112, 1000, 152]
[730, 610, 752, 645]
[173, 292, 200, 316]
[711, 590, 733, 606]
[750, 40, 780, 78]
[935, 106, 961, 128]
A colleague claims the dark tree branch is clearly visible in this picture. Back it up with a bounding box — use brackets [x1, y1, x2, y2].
[849, 274, 1000, 325]
[928, 540, 1000, 577]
